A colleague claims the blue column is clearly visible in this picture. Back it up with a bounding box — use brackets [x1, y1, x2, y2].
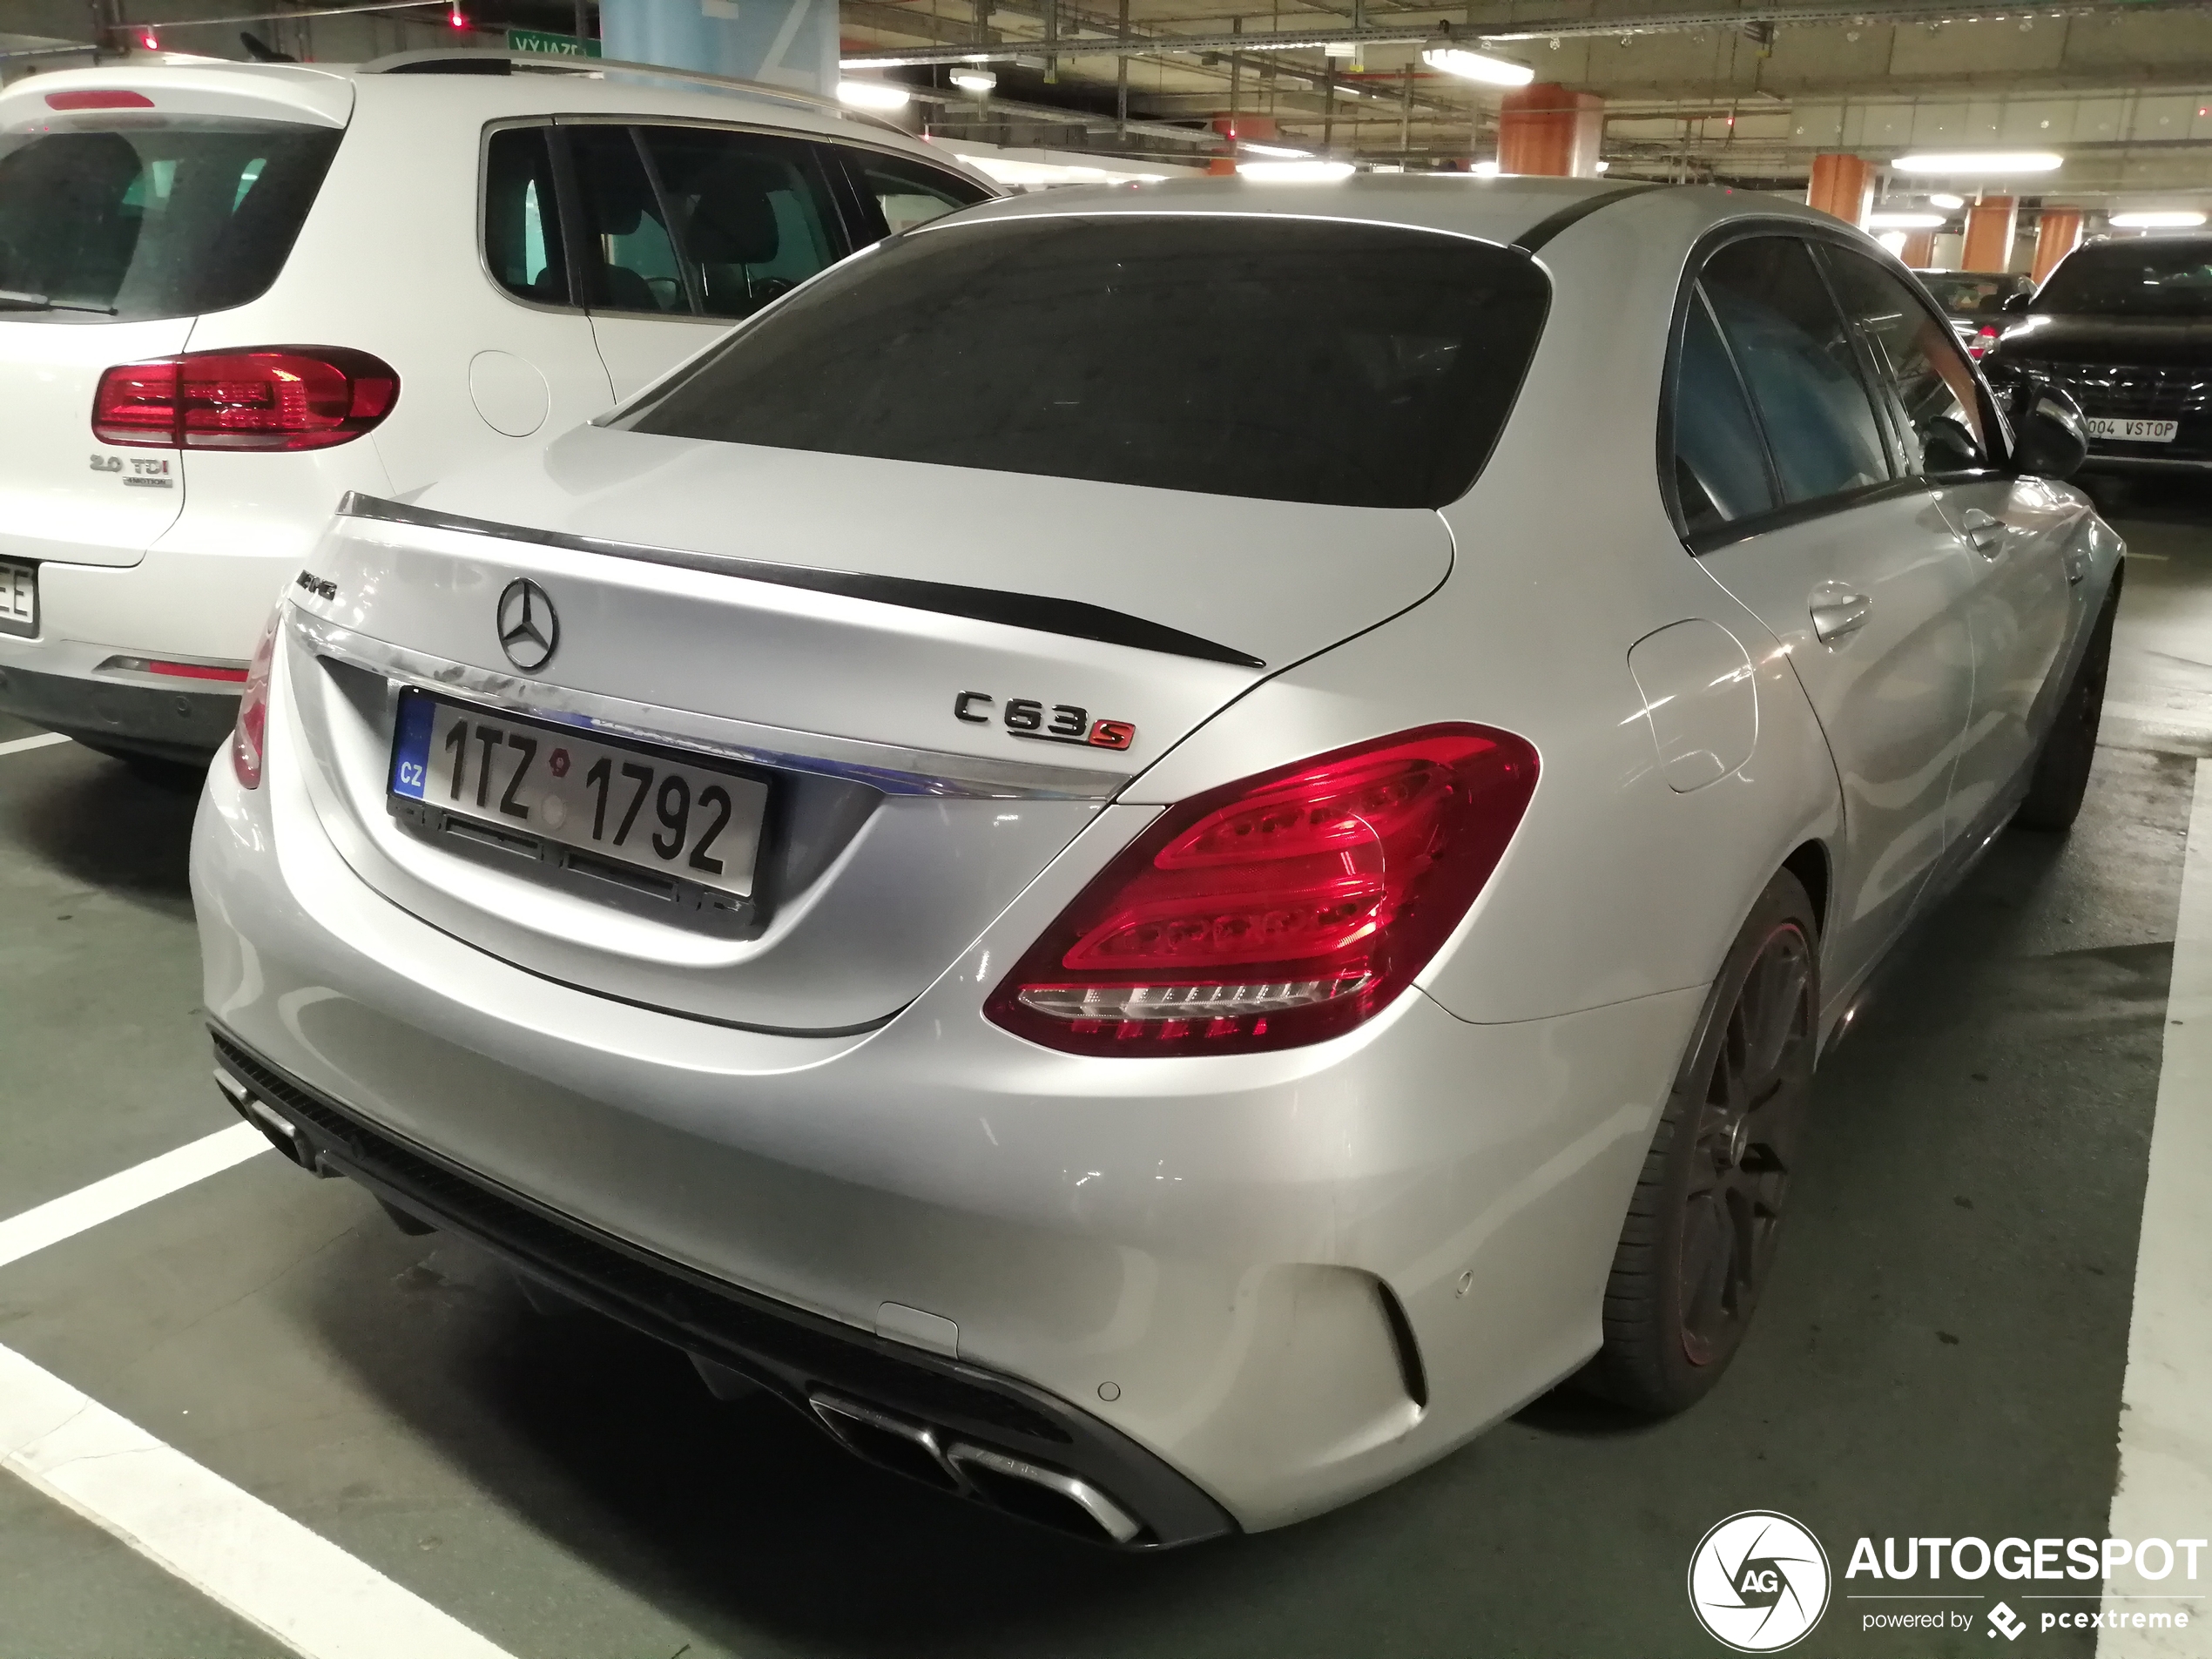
[599, 0, 839, 98]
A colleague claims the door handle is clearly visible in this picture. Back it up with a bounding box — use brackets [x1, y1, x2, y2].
[1809, 583, 1872, 645]
[1959, 507, 2006, 556]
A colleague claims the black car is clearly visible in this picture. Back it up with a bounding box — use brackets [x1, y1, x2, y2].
[1916, 269, 2035, 360]
[1981, 236, 2212, 476]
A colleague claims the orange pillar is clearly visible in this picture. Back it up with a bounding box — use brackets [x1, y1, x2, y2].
[1898, 230, 1937, 268]
[1496, 84, 1604, 178]
[2032, 209, 2083, 284]
[1806, 153, 1873, 228]
[1962, 196, 2019, 273]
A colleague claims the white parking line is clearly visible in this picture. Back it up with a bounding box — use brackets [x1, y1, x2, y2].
[2102, 757, 2212, 1656]
[0, 732, 70, 758]
[0, 1123, 268, 1272]
[0, 1130, 521, 1659]
[0, 1344, 519, 1659]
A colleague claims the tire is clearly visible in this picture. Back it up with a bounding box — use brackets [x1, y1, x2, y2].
[2014, 589, 2116, 833]
[1582, 869, 1819, 1416]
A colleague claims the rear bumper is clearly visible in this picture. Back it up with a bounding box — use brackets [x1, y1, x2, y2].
[0, 661, 234, 760]
[209, 1028, 1232, 1549]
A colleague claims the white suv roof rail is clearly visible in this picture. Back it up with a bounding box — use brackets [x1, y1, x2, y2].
[356, 47, 908, 137]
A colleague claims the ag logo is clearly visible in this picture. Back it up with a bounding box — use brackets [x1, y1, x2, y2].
[496, 578, 558, 673]
[1688, 1511, 1831, 1652]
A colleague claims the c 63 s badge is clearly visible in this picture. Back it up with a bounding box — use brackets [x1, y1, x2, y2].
[954, 691, 1134, 751]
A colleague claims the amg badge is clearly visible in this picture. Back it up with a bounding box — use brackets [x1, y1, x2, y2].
[954, 691, 1134, 751]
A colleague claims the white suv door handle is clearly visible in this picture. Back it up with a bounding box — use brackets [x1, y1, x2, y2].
[1809, 583, 1872, 644]
[1959, 507, 2005, 555]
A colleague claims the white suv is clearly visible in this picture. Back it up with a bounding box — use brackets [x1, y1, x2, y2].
[0, 52, 990, 766]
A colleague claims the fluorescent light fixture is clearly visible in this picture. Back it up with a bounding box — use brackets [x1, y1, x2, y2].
[1595, 159, 1609, 172]
[1420, 47, 1536, 87]
[950, 68, 997, 91]
[837, 79, 911, 111]
[1878, 230, 1909, 254]
[2110, 210, 2207, 228]
[1471, 158, 1501, 177]
[1892, 151, 2061, 173]
[1928, 192, 1966, 208]
[1324, 41, 1359, 57]
[1240, 141, 1313, 158]
[1238, 159, 1356, 181]
[1867, 212, 1946, 228]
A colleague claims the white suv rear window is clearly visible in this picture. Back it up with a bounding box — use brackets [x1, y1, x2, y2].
[0, 118, 338, 323]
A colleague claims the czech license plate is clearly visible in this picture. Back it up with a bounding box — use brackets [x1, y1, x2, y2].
[2085, 417, 2179, 443]
[388, 692, 768, 899]
[0, 560, 35, 637]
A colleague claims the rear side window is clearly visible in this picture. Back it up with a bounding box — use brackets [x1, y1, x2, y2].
[483, 125, 570, 305]
[1670, 291, 1777, 534]
[620, 216, 1550, 509]
[569, 125, 687, 314]
[0, 118, 338, 323]
[635, 127, 840, 320]
[1699, 237, 1892, 507]
[846, 151, 988, 235]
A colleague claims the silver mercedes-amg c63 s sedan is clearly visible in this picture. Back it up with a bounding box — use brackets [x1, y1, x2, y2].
[192, 175, 2120, 1548]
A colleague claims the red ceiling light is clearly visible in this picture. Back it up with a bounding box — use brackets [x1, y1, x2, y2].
[986, 725, 1541, 1055]
[448, 3, 468, 27]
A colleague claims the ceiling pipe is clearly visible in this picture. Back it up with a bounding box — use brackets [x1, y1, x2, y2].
[843, 0, 2212, 67]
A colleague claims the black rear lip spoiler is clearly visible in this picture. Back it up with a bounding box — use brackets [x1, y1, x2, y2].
[334, 493, 1265, 670]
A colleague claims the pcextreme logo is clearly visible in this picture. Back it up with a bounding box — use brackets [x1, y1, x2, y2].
[1688, 1511, 1833, 1652]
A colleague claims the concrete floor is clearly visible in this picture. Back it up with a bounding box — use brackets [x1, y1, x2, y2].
[1, 482, 2207, 1658]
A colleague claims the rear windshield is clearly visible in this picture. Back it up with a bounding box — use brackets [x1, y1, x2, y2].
[2034, 239, 2212, 319]
[0, 118, 339, 323]
[1917, 273, 2024, 316]
[617, 215, 1550, 509]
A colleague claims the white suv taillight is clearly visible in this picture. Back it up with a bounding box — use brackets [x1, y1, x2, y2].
[984, 725, 1540, 1056]
[231, 608, 280, 790]
[94, 347, 399, 451]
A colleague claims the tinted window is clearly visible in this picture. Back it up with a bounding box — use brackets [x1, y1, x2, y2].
[1822, 246, 1991, 475]
[1917, 272, 2027, 316]
[1701, 237, 1891, 506]
[483, 125, 570, 306]
[0, 119, 338, 323]
[849, 152, 989, 235]
[1671, 290, 1777, 533]
[569, 125, 686, 314]
[2036, 239, 2212, 317]
[621, 216, 1550, 509]
[635, 127, 840, 320]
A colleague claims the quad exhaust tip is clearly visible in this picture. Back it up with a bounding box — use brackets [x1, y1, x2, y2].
[809, 1393, 1144, 1546]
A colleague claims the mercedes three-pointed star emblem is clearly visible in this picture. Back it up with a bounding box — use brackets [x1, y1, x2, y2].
[496, 577, 558, 672]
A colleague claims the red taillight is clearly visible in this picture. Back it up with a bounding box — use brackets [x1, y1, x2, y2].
[46, 90, 154, 110]
[1971, 323, 2000, 360]
[231, 608, 280, 790]
[985, 725, 1540, 1056]
[93, 348, 400, 451]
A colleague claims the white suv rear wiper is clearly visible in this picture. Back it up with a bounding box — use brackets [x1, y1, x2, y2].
[0, 289, 118, 314]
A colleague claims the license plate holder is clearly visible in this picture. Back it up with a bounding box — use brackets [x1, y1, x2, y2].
[2084, 416, 2180, 444]
[388, 691, 772, 925]
[0, 560, 36, 638]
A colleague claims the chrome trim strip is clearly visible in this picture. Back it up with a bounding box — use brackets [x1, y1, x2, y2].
[289, 608, 1130, 801]
[333, 492, 1267, 670]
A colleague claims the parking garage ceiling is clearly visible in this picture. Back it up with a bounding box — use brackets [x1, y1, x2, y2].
[12, 0, 2212, 202]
